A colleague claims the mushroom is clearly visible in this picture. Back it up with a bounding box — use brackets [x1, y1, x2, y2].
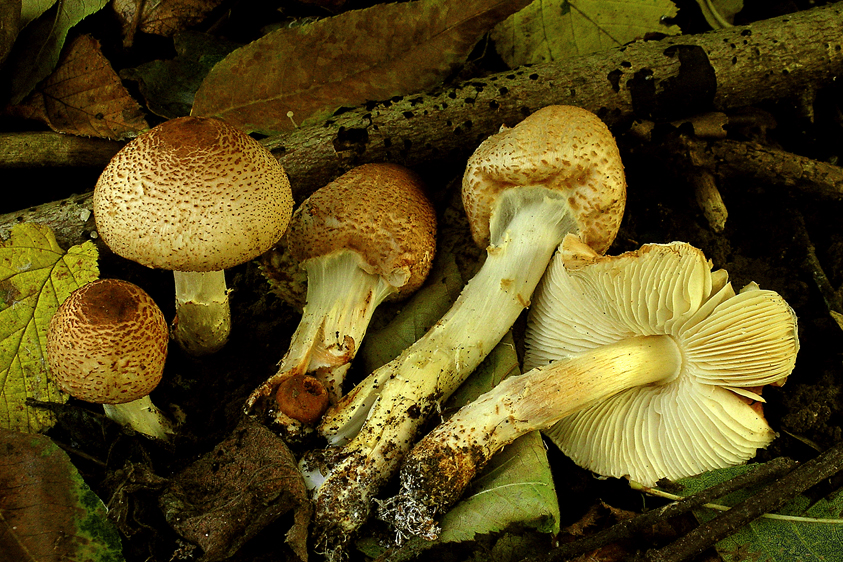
[93, 116, 294, 356]
[244, 163, 437, 432]
[380, 235, 799, 540]
[47, 278, 173, 440]
[301, 105, 627, 556]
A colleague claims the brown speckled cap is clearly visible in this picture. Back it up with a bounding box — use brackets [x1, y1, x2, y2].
[47, 279, 169, 405]
[93, 116, 294, 272]
[286, 163, 437, 297]
[462, 105, 626, 254]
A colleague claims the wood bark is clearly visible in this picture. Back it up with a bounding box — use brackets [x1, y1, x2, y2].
[2, 3, 842, 248]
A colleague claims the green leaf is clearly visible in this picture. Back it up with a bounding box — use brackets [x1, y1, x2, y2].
[492, 0, 681, 68]
[20, 0, 57, 28]
[0, 223, 99, 433]
[672, 464, 843, 562]
[3, 0, 110, 104]
[0, 429, 124, 561]
[191, 0, 532, 134]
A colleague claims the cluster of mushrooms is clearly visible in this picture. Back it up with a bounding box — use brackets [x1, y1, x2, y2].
[45, 106, 799, 559]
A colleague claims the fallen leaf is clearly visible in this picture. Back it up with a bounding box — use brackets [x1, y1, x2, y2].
[159, 416, 312, 561]
[8, 34, 148, 139]
[492, 0, 681, 68]
[0, 428, 124, 561]
[191, 0, 532, 134]
[1, 0, 109, 104]
[20, 0, 57, 28]
[0, 223, 99, 433]
[111, 0, 225, 42]
[120, 30, 240, 119]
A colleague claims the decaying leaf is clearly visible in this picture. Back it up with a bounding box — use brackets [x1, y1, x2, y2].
[111, 0, 225, 43]
[8, 34, 148, 139]
[1, 0, 109, 104]
[0, 429, 124, 560]
[120, 31, 240, 119]
[492, 0, 681, 68]
[0, 223, 99, 433]
[159, 416, 312, 561]
[191, 0, 532, 134]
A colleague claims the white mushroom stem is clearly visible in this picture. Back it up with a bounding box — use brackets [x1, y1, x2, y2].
[172, 270, 231, 356]
[381, 336, 681, 534]
[102, 395, 174, 441]
[246, 250, 400, 410]
[303, 188, 576, 553]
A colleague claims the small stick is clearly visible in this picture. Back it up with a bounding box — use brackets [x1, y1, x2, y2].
[519, 457, 796, 562]
[646, 440, 843, 562]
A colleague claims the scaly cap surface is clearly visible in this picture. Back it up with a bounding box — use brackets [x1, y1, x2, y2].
[287, 163, 437, 297]
[93, 116, 294, 272]
[462, 105, 625, 253]
[47, 279, 169, 405]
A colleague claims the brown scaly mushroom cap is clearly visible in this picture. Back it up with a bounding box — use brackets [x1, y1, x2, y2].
[47, 279, 169, 404]
[286, 163, 437, 298]
[93, 116, 293, 272]
[462, 105, 626, 254]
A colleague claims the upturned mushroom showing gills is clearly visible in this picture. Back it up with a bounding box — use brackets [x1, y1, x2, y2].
[380, 235, 798, 540]
[244, 163, 437, 432]
[93, 116, 294, 356]
[47, 278, 173, 440]
[300, 105, 627, 557]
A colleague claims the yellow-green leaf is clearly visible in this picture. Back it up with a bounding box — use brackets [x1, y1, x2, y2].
[0, 223, 99, 433]
[492, 0, 681, 68]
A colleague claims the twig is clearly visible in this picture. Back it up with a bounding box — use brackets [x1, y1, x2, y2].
[792, 210, 843, 314]
[645, 440, 843, 562]
[517, 457, 796, 562]
[633, 482, 843, 524]
[709, 139, 843, 200]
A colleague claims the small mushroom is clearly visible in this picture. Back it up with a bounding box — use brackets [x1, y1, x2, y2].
[47, 278, 173, 440]
[380, 235, 798, 539]
[93, 116, 294, 355]
[245, 163, 437, 432]
[302, 105, 627, 555]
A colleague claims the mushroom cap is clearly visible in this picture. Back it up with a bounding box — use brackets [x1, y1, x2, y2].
[47, 279, 169, 405]
[93, 116, 294, 272]
[286, 163, 437, 297]
[462, 105, 625, 253]
[524, 234, 799, 485]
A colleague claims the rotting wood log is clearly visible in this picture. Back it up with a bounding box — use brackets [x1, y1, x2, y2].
[2, 3, 842, 249]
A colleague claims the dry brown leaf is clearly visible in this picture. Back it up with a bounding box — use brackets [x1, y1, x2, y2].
[112, 0, 225, 43]
[191, 0, 532, 134]
[7, 33, 148, 139]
